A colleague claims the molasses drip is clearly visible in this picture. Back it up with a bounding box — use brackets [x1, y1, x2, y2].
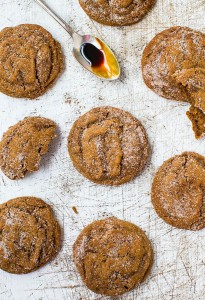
[81, 43, 104, 67]
[80, 38, 120, 79]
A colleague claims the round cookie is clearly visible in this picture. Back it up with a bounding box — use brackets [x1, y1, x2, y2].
[73, 217, 153, 296]
[142, 26, 205, 102]
[79, 0, 156, 26]
[0, 197, 61, 274]
[0, 24, 63, 99]
[68, 106, 150, 185]
[0, 117, 56, 180]
[151, 152, 205, 230]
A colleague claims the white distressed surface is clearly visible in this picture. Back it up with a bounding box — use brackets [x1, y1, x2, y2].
[1, 0, 205, 299]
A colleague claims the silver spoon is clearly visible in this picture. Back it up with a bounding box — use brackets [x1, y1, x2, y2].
[34, 0, 120, 80]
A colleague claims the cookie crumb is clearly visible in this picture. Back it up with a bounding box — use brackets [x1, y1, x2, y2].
[72, 206, 78, 214]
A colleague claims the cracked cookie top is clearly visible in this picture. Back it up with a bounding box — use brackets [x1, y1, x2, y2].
[0, 24, 63, 99]
[0, 197, 61, 274]
[68, 106, 150, 185]
[79, 0, 156, 26]
[0, 117, 56, 180]
[142, 27, 205, 102]
[151, 152, 205, 230]
[73, 217, 153, 296]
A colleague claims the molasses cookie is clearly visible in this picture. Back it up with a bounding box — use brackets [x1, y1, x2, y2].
[142, 26, 205, 102]
[173, 68, 205, 112]
[73, 217, 153, 296]
[142, 26, 205, 138]
[79, 0, 156, 26]
[68, 106, 150, 185]
[0, 117, 56, 180]
[152, 152, 205, 230]
[0, 197, 61, 274]
[0, 24, 63, 99]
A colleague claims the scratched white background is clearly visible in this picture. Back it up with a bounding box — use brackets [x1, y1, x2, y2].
[1, 0, 205, 299]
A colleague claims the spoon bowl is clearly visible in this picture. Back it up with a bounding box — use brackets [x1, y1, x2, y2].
[34, 0, 120, 80]
[72, 33, 120, 80]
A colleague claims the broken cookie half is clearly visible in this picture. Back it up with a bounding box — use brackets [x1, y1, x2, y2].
[0, 117, 56, 179]
[173, 68, 205, 139]
[186, 106, 205, 139]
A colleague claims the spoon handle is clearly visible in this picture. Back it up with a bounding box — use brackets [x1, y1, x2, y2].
[34, 0, 74, 37]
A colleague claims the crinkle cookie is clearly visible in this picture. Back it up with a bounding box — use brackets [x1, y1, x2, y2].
[0, 117, 56, 180]
[142, 26, 205, 139]
[79, 0, 156, 26]
[0, 24, 63, 99]
[73, 217, 153, 296]
[68, 106, 150, 185]
[0, 197, 61, 274]
[152, 152, 205, 230]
